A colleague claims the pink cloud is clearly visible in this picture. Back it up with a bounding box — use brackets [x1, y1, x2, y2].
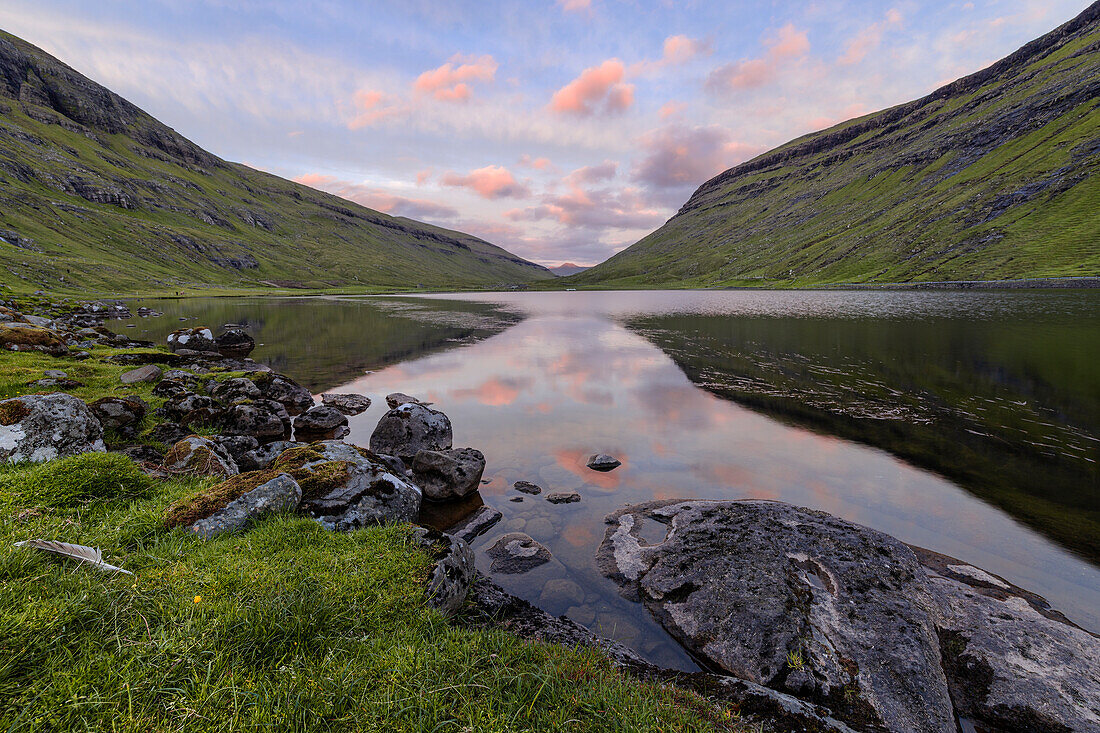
[662, 34, 710, 65]
[632, 124, 762, 188]
[505, 181, 661, 231]
[292, 173, 459, 220]
[566, 160, 617, 185]
[705, 23, 809, 93]
[839, 9, 903, 66]
[519, 154, 556, 171]
[557, 0, 591, 13]
[346, 89, 406, 129]
[659, 100, 687, 119]
[415, 168, 433, 185]
[440, 164, 531, 199]
[549, 59, 634, 116]
[413, 54, 498, 101]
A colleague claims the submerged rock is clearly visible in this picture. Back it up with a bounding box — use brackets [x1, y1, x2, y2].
[321, 393, 372, 415]
[598, 500, 954, 733]
[369, 402, 452, 463]
[447, 505, 503, 543]
[487, 532, 552, 574]
[411, 447, 485, 501]
[513, 480, 542, 495]
[189, 473, 301, 540]
[0, 393, 105, 462]
[586, 453, 621, 471]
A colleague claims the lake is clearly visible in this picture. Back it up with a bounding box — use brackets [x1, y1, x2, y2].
[114, 289, 1100, 671]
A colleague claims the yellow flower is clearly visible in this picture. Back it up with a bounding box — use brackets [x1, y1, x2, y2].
[193, 595, 202, 603]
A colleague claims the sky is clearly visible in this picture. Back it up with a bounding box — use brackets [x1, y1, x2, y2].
[1, 1, 1089, 266]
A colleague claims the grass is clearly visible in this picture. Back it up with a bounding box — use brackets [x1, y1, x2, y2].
[0, 345, 740, 731]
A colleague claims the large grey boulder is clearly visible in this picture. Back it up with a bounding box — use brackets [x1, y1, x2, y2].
[369, 402, 452, 463]
[411, 447, 485, 501]
[917, 550, 1100, 733]
[167, 327, 217, 353]
[0, 393, 106, 462]
[294, 440, 422, 530]
[293, 405, 349, 441]
[248, 373, 313, 416]
[410, 527, 476, 617]
[209, 377, 261, 404]
[598, 500, 955, 733]
[487, 532, 552, 574]
[216, 399, 291, 443]
[189, 473, 301, 539]
[214, 329, 254, 358]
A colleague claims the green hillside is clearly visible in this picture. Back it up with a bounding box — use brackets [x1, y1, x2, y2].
[577, 3, 1100, 288]
[0, 32, 552, 295]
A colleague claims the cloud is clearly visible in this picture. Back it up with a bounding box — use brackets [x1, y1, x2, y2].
[415, 168, 433, 185]
[632, 124, 761, 189]
[839, 9, 903, 66]
[413, 53, 498, 101]
[346, 89, 407, 129]
[659, 101, 687, 119]
[549, 59, 634, 116]
[519, 154, 556, 171]
[705, 23, 810, 93]
[440, 164, 531, 199]
[292, 173, 459, 220]
[662, 34, 710, 65]
[566, 160, 617, 185]
[557, 0, 591, 14]
[505, 183, 662, 231]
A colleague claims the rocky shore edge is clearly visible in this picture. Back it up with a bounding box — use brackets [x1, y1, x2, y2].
[2, 296, 1097, 733]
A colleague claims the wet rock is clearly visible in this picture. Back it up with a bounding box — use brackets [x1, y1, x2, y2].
[293, 405, 349, 441]
[539, 578, 585, 610]
[586, 453, 621, 471]
[88, 395, 146, 430]
[385, 392, 421, 409]
[214, 328, 254, 358]
[509, 496, 523, 502]
[250, 440, 303, 469]
[162, 436, 238, 478]
[209, 377, 261, 404]
[448, 505, 503, 543]
[546, 490, 581, 504]
[0, 393, 105, 462]
[598, 500, 954, 733]
[216, 399, 291, 443]
[290, 440, 422, 529]
[369, 401, 452, 463]
[248, 373, 313, 416]
[513, 480, 542, 495]
[487, 532, 552, 574]
[119, 364, 162, 384]
[321, 393, 371, 415]
[189, 473, 301, 540]
[166, 327, 217, 353]
[411, 527, 476, 617]
[920, 553, 1100, 733]
[411, 447, 485, 501]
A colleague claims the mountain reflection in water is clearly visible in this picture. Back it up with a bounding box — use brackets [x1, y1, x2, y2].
[118, 290, 1100, 668]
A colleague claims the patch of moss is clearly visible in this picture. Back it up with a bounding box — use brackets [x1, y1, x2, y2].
[0, 452, 153, 507]
[296, 460, 352, 501]
[0, 398, 30, 425]
[164, 468, 279, 528]
[0, 325, 64, 349]
[271, 444, 325, 472]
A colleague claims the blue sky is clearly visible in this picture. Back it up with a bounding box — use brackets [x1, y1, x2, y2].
[1, 0, 1088, 265]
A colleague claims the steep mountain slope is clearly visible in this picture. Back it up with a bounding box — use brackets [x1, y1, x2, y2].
[548, 263, 590, 276]
[578, 3, 1100, 287]
[0, 31, 552, 294]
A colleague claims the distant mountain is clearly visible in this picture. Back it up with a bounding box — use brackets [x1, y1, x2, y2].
[548, 262, 590, 276]
[0, 31, 553, 294]
[578, 3, 1100, 288]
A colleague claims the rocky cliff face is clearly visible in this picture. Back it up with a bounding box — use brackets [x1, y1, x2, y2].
[578, 3, 1100, 287]
[0, 32, 552, 292]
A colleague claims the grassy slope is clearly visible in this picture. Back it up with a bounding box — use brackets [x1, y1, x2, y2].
[576, 6, 1100, 288]
[0, 349, 735, 732]
[0, 32, 552, 296]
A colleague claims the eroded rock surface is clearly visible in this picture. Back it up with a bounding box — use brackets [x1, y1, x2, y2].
[0, 393, 105, 462]
[412, 447, 485, 501]
[167, 327, 217, 353]
[369, 402, 452, 463]
[321, 393, 371, 415]
[487, 532, 551, 574]
[598, 500, 955, 733]
[189, 473, 301, 539]
[411, 527, 476, 617]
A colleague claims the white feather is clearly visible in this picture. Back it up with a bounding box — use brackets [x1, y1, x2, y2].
[14, 539, 132, 575]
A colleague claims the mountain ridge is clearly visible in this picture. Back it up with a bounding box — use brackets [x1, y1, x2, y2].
[0, 31, 552, 294]
[576, 2, 1100, 287]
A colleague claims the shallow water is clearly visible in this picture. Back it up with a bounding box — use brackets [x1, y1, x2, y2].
[117, 290, 1100, 670]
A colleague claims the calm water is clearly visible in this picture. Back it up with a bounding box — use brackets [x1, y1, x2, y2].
[116, 290, 1100, 670]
